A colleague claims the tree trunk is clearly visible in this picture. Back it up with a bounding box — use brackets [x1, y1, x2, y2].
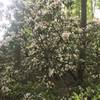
[14, 40, 21, 70]
[81, 0, 87, 27]
[77, 0, 87, 85]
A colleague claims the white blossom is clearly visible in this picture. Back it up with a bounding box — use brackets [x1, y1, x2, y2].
[62, 31, 71, 41]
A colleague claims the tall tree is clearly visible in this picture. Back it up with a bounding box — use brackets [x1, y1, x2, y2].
[81, 0, 87, 27]
[77, 0, 87, 84]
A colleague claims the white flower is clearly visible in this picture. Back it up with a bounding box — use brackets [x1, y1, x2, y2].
[25, 93, 31, 97]
[23, 93, 32, 100]
[49, 68, 54, 77]
[62, 31, 71, 41]
[1, 86, 10, 93]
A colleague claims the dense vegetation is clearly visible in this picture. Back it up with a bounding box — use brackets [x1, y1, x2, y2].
[0, 0, 100, 99]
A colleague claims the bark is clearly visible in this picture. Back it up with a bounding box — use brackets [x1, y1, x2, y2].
[77, 0, 87, 85]
[81, 0, 87, 27]
[14, 40, 21, 70]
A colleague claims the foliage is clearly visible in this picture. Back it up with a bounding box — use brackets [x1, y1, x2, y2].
[71, 84, 100, 100]
[0, 0, 99, 99]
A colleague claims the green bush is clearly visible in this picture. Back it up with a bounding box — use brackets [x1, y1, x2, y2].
[71, 84, 100, 100]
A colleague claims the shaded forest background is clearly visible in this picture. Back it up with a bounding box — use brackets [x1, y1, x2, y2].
[0, 0, 100, 99]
